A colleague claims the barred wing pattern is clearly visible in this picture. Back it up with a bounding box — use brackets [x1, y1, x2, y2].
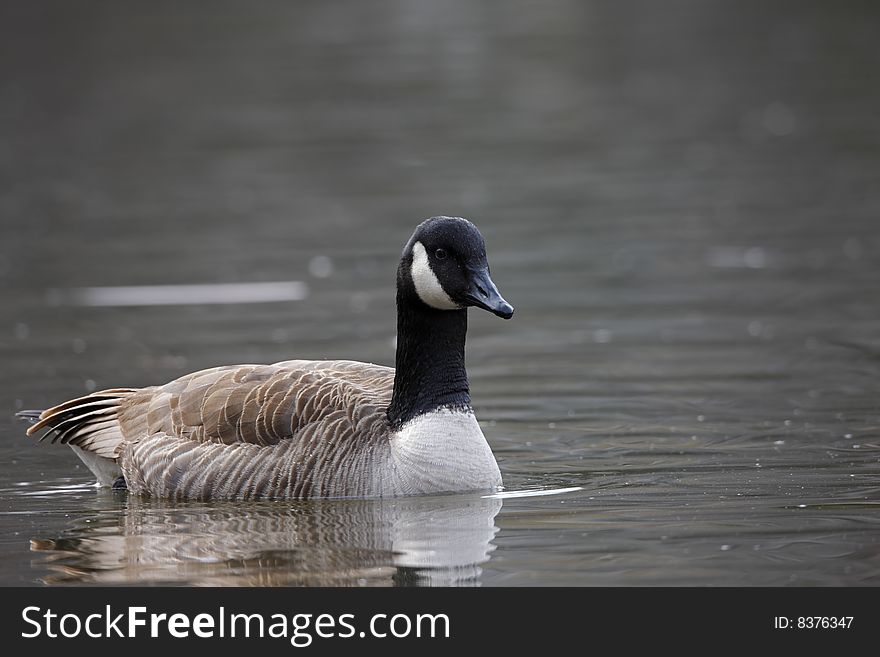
[29, 360, 397, 500]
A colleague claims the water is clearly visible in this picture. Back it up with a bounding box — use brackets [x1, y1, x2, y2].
[1, 0, 879, 586]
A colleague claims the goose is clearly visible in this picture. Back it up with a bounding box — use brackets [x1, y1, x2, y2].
[18, 216, 514, 500]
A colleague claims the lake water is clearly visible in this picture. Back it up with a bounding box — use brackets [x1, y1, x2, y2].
[1, 0, 878, 586]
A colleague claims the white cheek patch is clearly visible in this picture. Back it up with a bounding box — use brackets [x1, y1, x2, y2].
[410, 241, 460, 310]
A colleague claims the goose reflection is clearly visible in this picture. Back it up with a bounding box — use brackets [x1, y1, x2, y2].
[30, 493, 502, 586]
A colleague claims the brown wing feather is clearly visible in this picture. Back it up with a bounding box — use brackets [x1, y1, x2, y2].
[117, 360, 394, 448]
[25, 360, 395, 497]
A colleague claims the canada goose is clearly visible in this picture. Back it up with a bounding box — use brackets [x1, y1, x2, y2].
[18, 216, 514, 500]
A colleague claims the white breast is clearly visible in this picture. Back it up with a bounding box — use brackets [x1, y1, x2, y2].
[386, 409, 502, 495]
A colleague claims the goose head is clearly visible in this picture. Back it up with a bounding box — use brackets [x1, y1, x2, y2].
[400, 216, 514, 319]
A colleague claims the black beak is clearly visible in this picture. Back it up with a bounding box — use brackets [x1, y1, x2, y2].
[463, 268, 514, 319]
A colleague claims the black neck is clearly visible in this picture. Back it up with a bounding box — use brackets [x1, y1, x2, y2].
[387, 291, 471, 429]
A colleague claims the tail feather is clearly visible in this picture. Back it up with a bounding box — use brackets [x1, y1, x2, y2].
[54, 418, 117, 446]
[37, 405, 120, 443]
[25, 389, 135, 424]
[26, 396, 130, 435]
[18, 389, 137, 459]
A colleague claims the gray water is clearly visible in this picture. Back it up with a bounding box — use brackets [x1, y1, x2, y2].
[1, 0, 879, 586]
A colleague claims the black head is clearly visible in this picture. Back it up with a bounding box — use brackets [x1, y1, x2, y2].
[400, 216, 514, 319]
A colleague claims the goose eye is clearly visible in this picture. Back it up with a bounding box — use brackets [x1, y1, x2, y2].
[434, 248, 447, 260]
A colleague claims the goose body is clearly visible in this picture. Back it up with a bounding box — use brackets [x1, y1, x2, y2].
[20, 217, 514, 500]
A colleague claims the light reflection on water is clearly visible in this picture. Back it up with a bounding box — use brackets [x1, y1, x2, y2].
[26, 493, 503, 587]
[1, 0, 879, 586]
[50, 282, 310, 307]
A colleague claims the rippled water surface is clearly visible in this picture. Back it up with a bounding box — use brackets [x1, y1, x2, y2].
[1, 0, 879, 586]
